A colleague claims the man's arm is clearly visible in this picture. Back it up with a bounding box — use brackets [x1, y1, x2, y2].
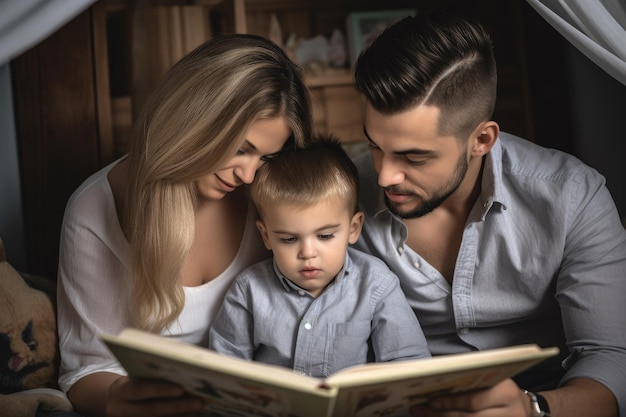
[411, 378, 618, 417]
[541, 378, 617, 417]
[410, 377, 617, 417]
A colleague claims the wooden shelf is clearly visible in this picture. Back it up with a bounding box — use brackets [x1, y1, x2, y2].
[304, 69, 354, 87]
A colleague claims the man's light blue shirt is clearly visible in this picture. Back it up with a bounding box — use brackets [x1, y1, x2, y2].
[353, 132, 626, 411]
[209, 247, 431, 378]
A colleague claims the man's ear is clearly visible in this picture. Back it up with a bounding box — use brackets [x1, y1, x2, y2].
[471, 121, 499, 158]
[348, 211, 365, 244]
[255, 220, 272, 250]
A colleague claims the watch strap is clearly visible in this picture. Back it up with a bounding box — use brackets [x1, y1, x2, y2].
[524, 390, 551, 417]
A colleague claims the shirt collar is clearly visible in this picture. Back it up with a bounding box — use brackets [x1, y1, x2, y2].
[480, 138, 508, 216]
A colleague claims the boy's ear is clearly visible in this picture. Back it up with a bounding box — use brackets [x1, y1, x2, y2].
[348, 211, 365, 244]
[255, 220, 272, 250]
[470, 120, 499, 158]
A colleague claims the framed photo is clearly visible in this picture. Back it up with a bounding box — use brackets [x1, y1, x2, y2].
[346, 9, 416, 66]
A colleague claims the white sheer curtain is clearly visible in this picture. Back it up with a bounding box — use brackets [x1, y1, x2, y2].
[0, 0, 96, 66]
[0, 0, 93, 268]
[525, 0, 626, 86]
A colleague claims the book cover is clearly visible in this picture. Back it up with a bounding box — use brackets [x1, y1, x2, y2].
[102, 328, 558, 417]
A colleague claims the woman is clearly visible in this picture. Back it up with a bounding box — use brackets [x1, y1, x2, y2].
[56, 33, 311, 416]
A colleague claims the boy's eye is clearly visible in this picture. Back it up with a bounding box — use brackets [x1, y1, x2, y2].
[236, 148, 247, 156]
[280, 237, 296, 244]
[318, 233, 334, 240]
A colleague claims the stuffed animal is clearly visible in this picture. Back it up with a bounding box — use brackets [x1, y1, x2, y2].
[0, 237, 73, 416]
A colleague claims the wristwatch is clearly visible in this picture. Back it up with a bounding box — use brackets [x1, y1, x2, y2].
[524, 390, 552, 417]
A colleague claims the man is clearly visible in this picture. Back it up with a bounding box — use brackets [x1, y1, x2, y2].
[353, 12, 625, 417]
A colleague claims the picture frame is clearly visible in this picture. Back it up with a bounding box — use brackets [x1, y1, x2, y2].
[346, 9, 416, 67]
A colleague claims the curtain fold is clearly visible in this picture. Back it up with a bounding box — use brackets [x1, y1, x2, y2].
[525, 0, 626, 86]
[0, 0, 96, 66]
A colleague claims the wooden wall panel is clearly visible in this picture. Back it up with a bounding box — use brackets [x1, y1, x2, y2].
[11, 9, 104, 278]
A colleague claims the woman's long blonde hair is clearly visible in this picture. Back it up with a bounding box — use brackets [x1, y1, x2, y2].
[123, 34, 311, 332]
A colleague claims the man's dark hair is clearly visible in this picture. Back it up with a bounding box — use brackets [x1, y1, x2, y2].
[355, 12, 497, 139]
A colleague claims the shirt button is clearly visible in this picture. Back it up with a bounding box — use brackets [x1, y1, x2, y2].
[304, 322, 312, 330]
[298, 290, 305, 296]
[413, 260, 420, 269]
[397, 246, 404, 255]
[459, 328, 469, 335]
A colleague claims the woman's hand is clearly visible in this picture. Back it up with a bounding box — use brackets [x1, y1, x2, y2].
[68, 372, 204, 417]
[104, 376, 205, 417]
[409, 379, 530, 417]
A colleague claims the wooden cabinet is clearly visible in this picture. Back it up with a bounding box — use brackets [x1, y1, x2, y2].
[228, 0, 533, 146]
[11, 0, 533, 278]
[11, 3, 113, 278]
[307, 76, 367, 156]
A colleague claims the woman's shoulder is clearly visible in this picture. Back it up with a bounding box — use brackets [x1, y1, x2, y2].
[62, 158, 124, 225]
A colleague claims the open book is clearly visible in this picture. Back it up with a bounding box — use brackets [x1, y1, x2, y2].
[102, 328, 559, 417]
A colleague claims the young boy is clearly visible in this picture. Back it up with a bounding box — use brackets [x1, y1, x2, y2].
[208, 136, 430, 378]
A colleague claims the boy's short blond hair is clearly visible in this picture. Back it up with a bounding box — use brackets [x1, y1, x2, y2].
[251, 135, 359, 218]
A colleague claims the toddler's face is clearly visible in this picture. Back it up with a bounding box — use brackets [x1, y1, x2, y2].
[256, 200, 363, 297]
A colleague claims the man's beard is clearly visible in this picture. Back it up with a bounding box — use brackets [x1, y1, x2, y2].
[384, 151, 469, 219]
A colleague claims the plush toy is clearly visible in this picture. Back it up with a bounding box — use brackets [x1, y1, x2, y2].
[0, 237, 73, 416]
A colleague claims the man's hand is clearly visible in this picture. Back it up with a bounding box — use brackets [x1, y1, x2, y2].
[410, 379, 529, 417]
[409, 377, 617, 417]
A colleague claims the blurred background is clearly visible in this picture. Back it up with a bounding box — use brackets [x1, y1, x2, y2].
[1, 0, 625, 279]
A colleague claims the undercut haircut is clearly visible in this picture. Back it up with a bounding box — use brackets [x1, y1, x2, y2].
[355, 12, 497, 140]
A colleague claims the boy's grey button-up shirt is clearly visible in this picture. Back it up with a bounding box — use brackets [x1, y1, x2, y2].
[209, 247, 431, 378]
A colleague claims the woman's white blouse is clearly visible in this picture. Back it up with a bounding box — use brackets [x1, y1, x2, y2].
[56, 158, 269, 392]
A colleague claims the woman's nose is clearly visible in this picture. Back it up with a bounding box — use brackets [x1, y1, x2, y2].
[234, 159, 258, 184]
